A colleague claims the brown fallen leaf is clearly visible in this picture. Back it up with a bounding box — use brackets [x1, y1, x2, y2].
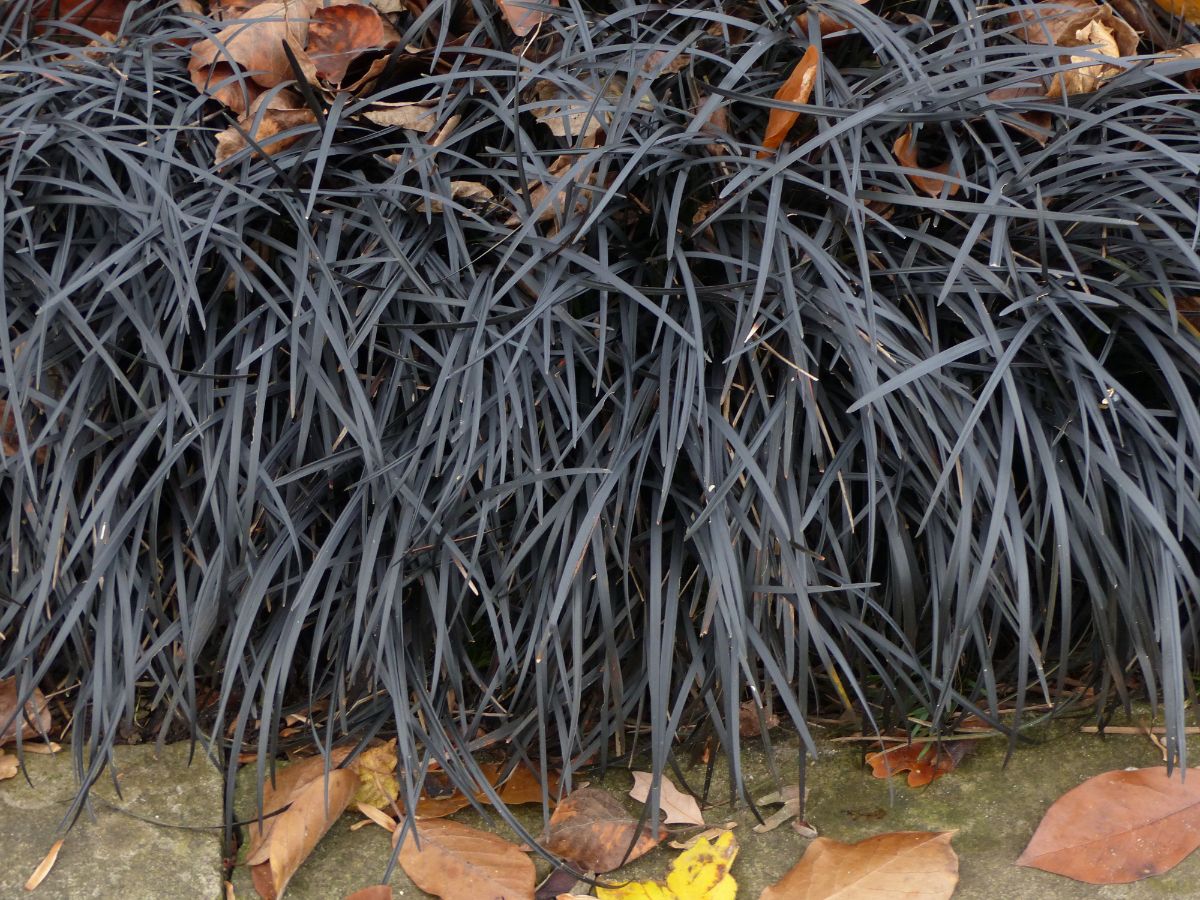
[215, 91, 318, 165]
[25, 839, 64, 892]
[752, 784, 806, 834]
[0, 751, 17, 781]
[1018, 766, 1200, 883]
[498, 0, 559, 37]
[395, 818, 536, 900]
[503, 155, 595, 227]
[893, 129, 960, 198]
[760, 44, 820, 158]
[189, 0, 318, 115]
[629, 771, 704, 826]
[351, 739, 399, 809]
[343, 887, 392, 900]
[367, 102, 442, 131]
[797, 0, 870, 37]
[0, 676, 52, 745]
[865, 740, 970, 787]
[1011, 2, 1138, 98]
[1153, 0, 1200, 22]
[760, 831, 959, 899]
[354, 802, 397, 832]
[26, 0, 133, 37]
[668, 821, 737, 850]
[738, 700, 779, 737]
[542, 787, 664, 873]
[306, 3, 395, 85]
[485, 762, 561, 806]
[246, 754, 358, 899]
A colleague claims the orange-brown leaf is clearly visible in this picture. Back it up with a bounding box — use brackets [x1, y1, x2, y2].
[486, 762, 560, 806]
[343, 887, 392, 900]
[892, 130, 960, 198]
[864, 741, 966, 787]
[760, 45, 820, 157]
[250, 768, 357, 899]
[0, 676, 52, 745]
[1018, 767, 1200, 883]
[760, 831, 958, 899]
[306, 3, 393, 85]
[26, 0, 133, 38]
[0, 751, 17, 781]
[188, 0, 318, 115]
[394, 818, 536, 900]
[498, 0, 559, 37]
[542, 787, 664, 873]
[24, 839, 64, 892]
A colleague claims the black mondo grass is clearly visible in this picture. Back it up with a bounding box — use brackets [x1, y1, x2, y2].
[2, 0, 1200, 860]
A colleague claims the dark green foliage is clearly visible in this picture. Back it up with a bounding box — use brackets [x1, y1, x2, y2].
[2, 0, 1199, 846]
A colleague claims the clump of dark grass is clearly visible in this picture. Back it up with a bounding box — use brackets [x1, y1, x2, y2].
[2, 0, 1199, 853]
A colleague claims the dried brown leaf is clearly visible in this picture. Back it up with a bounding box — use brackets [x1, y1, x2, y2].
[864, 741, 969, 787]
[0, 751, 17, 781]
[343, 887, 392, 900]
[668, 821, 738, 850]
[738, 700, 779, 737]
[395, 818, 536, 900]
[0, 676, 52, 745]
[188, 0, 318, 115]
[1018, 767, 1200, 883]
[541, 787, 664, 873]
[892, 129, 960, 198]
[250, 768, 357, 899]
[760, 45, 820, 157]
[306, 3, 396, 85]
[487, 763, 560, 806]
[365, 102, 440, 131]
[215, 91, 318, 165]
[498, 0, 559, 37]
[752, 784, 805, 834]
[760, 831, 959, 899]
[629, 772, 704, 826]
[24, 839, 64, 892]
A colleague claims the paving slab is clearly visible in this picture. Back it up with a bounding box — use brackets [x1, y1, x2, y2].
[228, 714, 1200, 899]
[0, 742, 224, 899]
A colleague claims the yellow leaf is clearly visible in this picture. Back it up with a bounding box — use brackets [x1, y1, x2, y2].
[596, 831, 738, 900]
[1153, 0, 1200, 23]
[350, 740, 399, 809]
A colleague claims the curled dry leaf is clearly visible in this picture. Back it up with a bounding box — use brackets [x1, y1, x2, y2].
[504, 155, 595, 227]
[417, 182, 496, 214]
[0, 676, 52, 744]
[0, 751, 17, 781]
[629, 772, 704, 826]
[1011, 2, 1138, 97]
[24, 839, 64, 892]
[367, 102, 441, 132]
[499, 0, 560, 36]
[306, 3, 395, 85]
[596, 830, 738, 900]
[189, 0, 318, 115]
[669, 822, 737, 851]
[246, 753, 358, 899]
[1018, 766, 1200, 883]
[760, 831, 959, 900]
[0, 399, 48, 464]
[797, 0, 870, 37]
[395, 818, 536, 900]
[865, 740, 970, 787]
[215, 91, 317, 165]
[892, 130, 960, 198]
[760, 44, 820, 157]
[542, 787, 664, 873]
[752, 784, 806, 834]
[351, 739, 399, 809]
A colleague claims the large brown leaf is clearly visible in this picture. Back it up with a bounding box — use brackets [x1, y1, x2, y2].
[394, 818, 535, 900]
[215, 91, 317, 165]
[189, 0, 318, 114]
[1017, 767, 1200, 883]
[249, 768, 357, 898]
[306, 3, 396, 85]
[760, 45, 820, 157]
[760, 831, 959, 899]
[541, 787, 664, 873]
[0, 676, 52, 745]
